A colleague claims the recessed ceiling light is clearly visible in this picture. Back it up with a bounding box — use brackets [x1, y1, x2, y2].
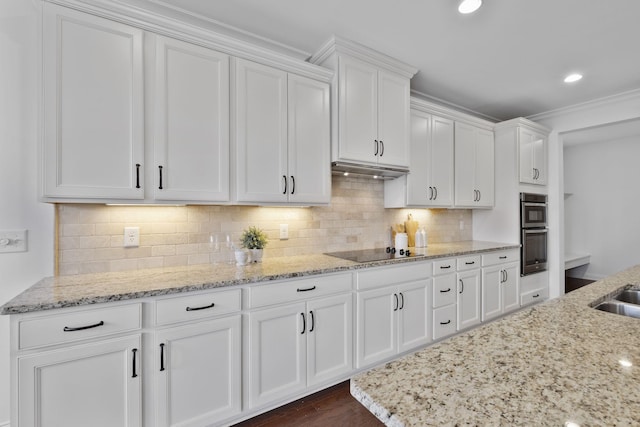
[564, 73, 583, 83]
[458, 0, 482, 14]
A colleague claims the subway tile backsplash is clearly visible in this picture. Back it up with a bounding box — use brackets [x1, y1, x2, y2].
[56, 175, 472, 275]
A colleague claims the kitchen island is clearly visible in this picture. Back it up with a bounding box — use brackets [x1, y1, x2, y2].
[350, 265, 640, 426]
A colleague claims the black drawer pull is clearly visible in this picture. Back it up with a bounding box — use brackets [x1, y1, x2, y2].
[158, 165, 163, 190]
[159, 343, 165, 372]
[132, 348, 138, 378]
[465, 261, 475, 265]
[297, 286, 316, 292]
[499, 256, 507, 259]
[440, 320, 451, 325]
[440, 265, 451, 269]
[63, 320, 104, 332]
[533, 293, 540, 298]
[135, 163, 141, 189]
[301, 312, 306, 334]
[291, 176, 295, 194]
[309, 310, 315, 332]
[439, 288, 451, 293]
[186, 302, 215, 311]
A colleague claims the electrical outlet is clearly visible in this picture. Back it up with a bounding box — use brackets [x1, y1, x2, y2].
[279, 224, 289, 240]
[124, 227, 140, 248]
[0, 229, 27, 253]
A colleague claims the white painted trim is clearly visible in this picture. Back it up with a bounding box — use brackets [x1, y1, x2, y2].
[493, 117, 551, 134]
[44, 0, 333, 82]
[527, 88, 640, 122]
[410, 96, 495, 130]
[411, 89, 500, 123]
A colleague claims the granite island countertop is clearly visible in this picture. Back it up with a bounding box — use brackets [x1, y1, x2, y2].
[1, 240, 517, 315]
[351, 264, 640, 426]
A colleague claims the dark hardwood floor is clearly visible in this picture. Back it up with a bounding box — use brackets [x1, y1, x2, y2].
[233, 381, 383, 427]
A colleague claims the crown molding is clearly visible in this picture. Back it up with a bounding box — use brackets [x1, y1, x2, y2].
[410, 89, 500, 124]
[493, 117, 551, 134]
[410, 92, 496, 130]
[527, 88, 640, 122]
[45, 0, 333, 82]
[309, 35, 418, 79]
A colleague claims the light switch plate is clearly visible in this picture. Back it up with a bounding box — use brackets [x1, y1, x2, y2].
[0, 229, 28, 253]
[124, 227, 140, 248]
[279, 224, 289, 240]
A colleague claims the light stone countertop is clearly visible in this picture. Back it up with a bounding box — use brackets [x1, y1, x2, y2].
[1, 240, 517, 315]
[350, 264, 640, 427]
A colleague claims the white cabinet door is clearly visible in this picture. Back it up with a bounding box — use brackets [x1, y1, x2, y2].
[155, 316, 241, 427]
[377, 69, 410, 168]
[429, 115, 455, 207]
[481, 265, 502, 322]
[502, 263, 521, 314]
[519, 128, 547, 185]
[287, 74, 331, 204]
[235, 59, 288, 203]
[397, 280, 431, 353]
[337, 55, 378, 165]
[356, 287, 396, 368]
[153, 36, 230, 202]
[246, 303, 307, 408]
[306, 294, 353, 386]
[457, 270, 481, 330]
[405, 110, 430, 205]
[454, 122, 494, 207]
[18, 335, 141, 427]
[42, 3, 144, 200]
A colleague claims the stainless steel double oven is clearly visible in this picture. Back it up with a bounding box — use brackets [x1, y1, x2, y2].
[520, 193, 548, 275]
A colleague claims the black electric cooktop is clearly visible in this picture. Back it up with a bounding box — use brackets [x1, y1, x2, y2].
[325, 248, 424, 263]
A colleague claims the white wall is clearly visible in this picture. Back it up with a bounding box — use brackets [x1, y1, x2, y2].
[0, 0, 55, 424]
[564, 134, 640, 280]
[529, 89, 640, 297]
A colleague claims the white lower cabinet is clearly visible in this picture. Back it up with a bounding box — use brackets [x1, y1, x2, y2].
[431, 261, 457, 341]
[482, 263, 520, 321]
[245, 292, 353, 409]
[155, 316, 241, 427]
[456, 264, 482, 331]
[356, 263, 431, 369]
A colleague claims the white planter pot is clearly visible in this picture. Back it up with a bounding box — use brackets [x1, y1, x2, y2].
[249, 248, 263, 263]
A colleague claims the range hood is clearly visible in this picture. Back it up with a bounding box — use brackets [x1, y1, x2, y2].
[331, 161, 408, 179]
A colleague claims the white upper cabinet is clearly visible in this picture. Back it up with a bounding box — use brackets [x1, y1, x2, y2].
[519, 127, 547, 185]
[454, 122, 495, 208]
[234, 58, 330, 205]
[153, 35, 230, 202]
[310, 36, 417, 171]
[42, 3, 144, 200]
[385, 107, 454, 208]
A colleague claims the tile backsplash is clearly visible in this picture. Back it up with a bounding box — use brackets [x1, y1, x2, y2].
[56, 175, 472, 275]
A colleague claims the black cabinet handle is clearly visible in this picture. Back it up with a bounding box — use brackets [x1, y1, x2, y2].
[374, 139, 379, 156]
[297, 286, 316, 292]
[434, 186, 438, 200]
[159, 343, 165, 372]
[135, 164, 141, 189]
[465, 261, 475, 265]
[459, 279, 464, 294]
[393, 293, 399, 311]
[63, 320, 104, 332]
[478, 190, 481, 201]
[533, 293, 540, 298]
[379, 140, 384, 156]
[309, 310, 315, 332]
[504, 270, 508, 282]
[132, 348, 138, 378]
[440, 320, 451, 325]
[440, 265, 451, 269]
[186, 302, 215, 312]
[428, 187, 433, 200]
[290, 176, 295, 194]
[499, 255, 507, 259]
[158, 166, 163, 190]
[440, 288, 451, 293]
[399, 292, 404, 310]
[300, 312, 306, 334]
[282, 175, 287, 194]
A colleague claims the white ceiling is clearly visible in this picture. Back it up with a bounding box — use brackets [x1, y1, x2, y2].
[142, 0, 640, 122]
[562, 118, 640, 147]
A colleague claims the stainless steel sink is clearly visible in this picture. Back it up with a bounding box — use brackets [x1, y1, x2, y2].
[614, 290, 640, 305]
[595, 301, 640, 319]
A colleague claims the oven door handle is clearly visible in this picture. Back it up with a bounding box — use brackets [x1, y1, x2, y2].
[523, 228, 548, 235]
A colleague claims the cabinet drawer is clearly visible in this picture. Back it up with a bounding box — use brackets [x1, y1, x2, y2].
[457, 255, 481, 271]
[433, 305, 457, 341]
[433, 258, 456, 276]
[18, 303, 141, 350]
[521, 287, 548, 307]
[432, 275, 456, 308]
[246, 273, 352, 309]
[357, 262, 431, 290]
[155, 288, 241, 326]
[482, 249, 519, 267]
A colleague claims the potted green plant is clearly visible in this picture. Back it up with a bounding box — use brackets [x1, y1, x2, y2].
[240, 226, 268, 263]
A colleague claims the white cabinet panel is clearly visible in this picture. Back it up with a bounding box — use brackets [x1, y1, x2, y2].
[397, 280, 430, 353]
[519, 127, 547, 185]
[156, 316, 241, 427]
[377, 70, 410, 167]
[457, 269, 481, 330]
[481, 265, 503, 322]
[454, 122, 494, 208]
[153, 35, 230, 201]
[42, 3, 144, 200]
[356, 287, 396, 367]
[18, 335, 141, 427]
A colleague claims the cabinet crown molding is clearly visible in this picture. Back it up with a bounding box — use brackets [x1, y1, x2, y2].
[45, 0, 333, 82]
[410, 97, 494, 131]
[309, 35, 418, 79]
[494, 117, 551, 134]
